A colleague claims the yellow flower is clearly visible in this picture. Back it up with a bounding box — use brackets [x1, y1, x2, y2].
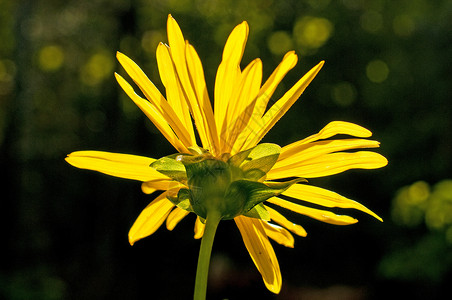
[66, 15, 387, 294]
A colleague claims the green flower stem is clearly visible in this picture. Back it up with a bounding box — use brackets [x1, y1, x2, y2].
[193, 209, 221, 300]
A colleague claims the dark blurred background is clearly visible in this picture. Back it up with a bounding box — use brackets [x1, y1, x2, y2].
[1, 0, 451, 299]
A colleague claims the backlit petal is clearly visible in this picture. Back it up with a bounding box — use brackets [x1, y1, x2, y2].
[242, 61, 324, 150]
[115, 73, 188, 153]
[215, 21, 249, 153]
[268, 151, 388, 179]
[267, 197, 358, 225]
[235, 216, 281, 294]
[186, 43, 219, 155]
[66, 151, 165, 182]
[234, 51, 298, 153]
[224, 58, 263, 153]
[264, 205, 307, 237]
[156, 43, 196, 145]
[281, 184, 383, 221]
[194, 216, 205, 239]
[166, 15, 186, 70]
[166, 207, 191, 231]
[129, 192, 175, 245]
[167, 16, 214, 153]
[141, 179, 184, 194]
[279, 121, 373, 160]
[274, 139, 381, 170]
[116, 52, 194, 149]
[116, 51, 164, 107]
[262, 222, 295, 248]
[257, 51, 299, 116]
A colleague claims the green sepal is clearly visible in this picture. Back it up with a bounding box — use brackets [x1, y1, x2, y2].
[264, 177, 307, 188]
[184, 158, 232, 219]
[169, 188, 194, 212]
[223, 177, 306, 219]
[151, 143, 301, 223]
[228, 143, 281, 181]
[150, 156, 187, 183]
[243, 203, 270, 221]
[173, 147, 215, 166]
[225, 180, 279, 213]
[241, 143, 281, 174]
[187, 145, 208, 156]
[228, 147, 253, 168]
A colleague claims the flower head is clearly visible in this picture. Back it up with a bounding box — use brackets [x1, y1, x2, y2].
[66, 15, 387, 295]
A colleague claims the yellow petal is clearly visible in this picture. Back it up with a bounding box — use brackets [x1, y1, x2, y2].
[166, 207, 190, 231]
[221, 21, 249, 62]
[257, 51, 298, 115]
[167, 16, 214, 153]
[215, 62, 240, 152]
[243, 61, 324, 150]
[268, 151, 388, 179]
[186, 42, 219, 155]
[274, 139, 381, 170]
[281, 184, 383, 222]
[156, 43, 196, 145]
[165, 16, 197, 133]
[264, 205, 307, 237]
[234, 51, 298, 153]
[166, 14, 186, 69]
[224, 58, 263, 153]
[141, 179, 183, 194]
[262, 222, 295, 248]
[194, 216, 205, 239]
[129, 192, 175, 245]
[116, 51, 164, 106]
[234, 216, 281, 294]
[116, 52, 194, 149]
[65, 151, 165, 182]
[279, 121, 373, 160]
[267, 197, 358, 225]
[115, 73, 188, 153]
[214, 21, 249, 152]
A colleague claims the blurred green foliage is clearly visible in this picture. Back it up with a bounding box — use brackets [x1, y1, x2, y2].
[379, 180, 452, 283]
[1, 0, 451, 299]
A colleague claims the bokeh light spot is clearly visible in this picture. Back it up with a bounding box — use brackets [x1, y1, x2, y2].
[331, 81, 357, 107]
[366, 59, 389, 83]
[0, 59, 16, 96]
[80, 51, 115, 86]
[0, 59, 16, 81]
[391, 180, 452, 236]
[293, 16, 333, 51]
[425, 180, 452, 231]
[393, 15, 415, 37]
[408, 181, 430, 205]
[38, 45, 64, 72]
[267, 31, 293, 55]
[392, 187, 425, 227]
[425, 201, 446, 230]
[431, 180, 452, 200]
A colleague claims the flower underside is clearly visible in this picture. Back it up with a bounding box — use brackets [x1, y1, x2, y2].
[65, 14, 388, 297]
[152, 143, 305, 221]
